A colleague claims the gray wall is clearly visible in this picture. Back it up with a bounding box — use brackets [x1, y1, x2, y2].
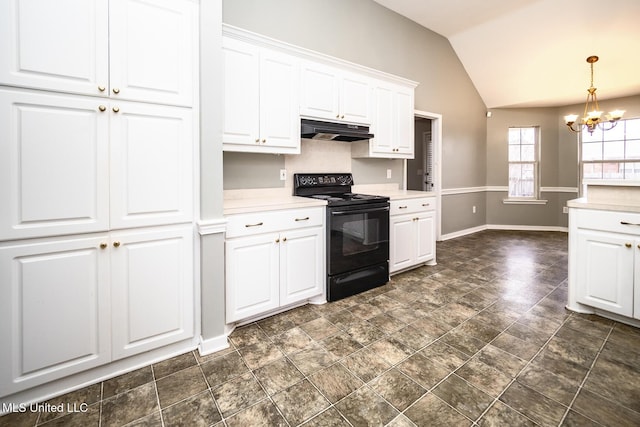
[486, 107, 567, 227]
[486, 95, 640, 229]
[222, 0, 488, 234]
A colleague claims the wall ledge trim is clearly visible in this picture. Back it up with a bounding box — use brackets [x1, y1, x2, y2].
[442, 186, 579, 195]
[197, 219, 227, 235]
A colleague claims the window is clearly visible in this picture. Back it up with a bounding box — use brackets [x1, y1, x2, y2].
[508, 126, 539, 198]
[581, 118, 640, 181]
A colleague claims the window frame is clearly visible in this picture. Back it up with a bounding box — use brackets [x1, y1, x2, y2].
[505, 125, 544, 203]
[580, 117, 640, 185]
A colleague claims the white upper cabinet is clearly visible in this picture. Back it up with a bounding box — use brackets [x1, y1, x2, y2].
[0, 90, 193, 240]
[223, 37, 300, 154]
[0, 0, 195, 107]
[0, 0, 109, 97]
[353, 80, 415, 159]
[0, 89, 110, 240]
[109, 101, 193, 229]
[300, 61, 371, 124]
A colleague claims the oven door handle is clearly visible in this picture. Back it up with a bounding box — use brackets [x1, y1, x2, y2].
[330, 206, 390, 216]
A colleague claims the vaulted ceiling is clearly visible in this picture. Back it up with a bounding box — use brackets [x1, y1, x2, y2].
[373, 0, 640, 108]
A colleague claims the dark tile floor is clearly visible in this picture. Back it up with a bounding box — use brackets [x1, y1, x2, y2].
[2, 230, 640, 426]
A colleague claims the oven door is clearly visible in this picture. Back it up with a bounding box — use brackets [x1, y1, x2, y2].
[327, 202, 390, 275]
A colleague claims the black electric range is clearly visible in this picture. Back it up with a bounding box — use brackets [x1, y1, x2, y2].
[294, 173, 390, 301]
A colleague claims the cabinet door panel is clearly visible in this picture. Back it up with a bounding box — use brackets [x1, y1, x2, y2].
[226, 234, 279, 323]
[0, 236, 109, 396]
[341, 74, 370, 124]
[109, 0, 195, 106]
[300, 62, 340, 121]
[222, 38, 260, 147]
[395, 87, 414, 154]
[110, 101, 193, 229]
[390, 216, 415, 273]
[280, 227, 324, 305]
[111, 226, 194, 359]
[0, 0, 109, 96]
[576, 230, 634, 316]
[415, 213, 435, 263]
[371, 84, 394, 154]
[0, 90, 109, 240]
[260, 49, 300, 151]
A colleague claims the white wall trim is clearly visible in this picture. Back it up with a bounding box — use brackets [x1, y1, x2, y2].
[197, 219, 227, 235]
[441, 186, 578, 196]
[540, 187, 579, 193]
[198, 334, 230, 356]
[441, 186, 489, 195]
[440, 225, 487, 240]
[440, 224, 568, 240]
[487, 224, 568, 232]
[414, 109, 443, 240]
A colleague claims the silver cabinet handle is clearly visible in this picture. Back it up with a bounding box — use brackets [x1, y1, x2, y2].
[295, 217, 310, 221]
[621, 221, 640, 226]
[245, 222, 263, 228]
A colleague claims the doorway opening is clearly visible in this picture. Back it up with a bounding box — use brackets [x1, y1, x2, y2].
[406, 110, 442, 239]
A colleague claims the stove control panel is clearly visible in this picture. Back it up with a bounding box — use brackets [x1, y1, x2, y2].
[294, 173, 353, 188]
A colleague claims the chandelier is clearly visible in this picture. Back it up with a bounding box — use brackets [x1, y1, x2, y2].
[564, 55, 624, 134]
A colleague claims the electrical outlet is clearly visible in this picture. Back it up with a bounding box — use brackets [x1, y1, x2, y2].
[279, 169, 286, 181]
[472, 205, 477, 214]
[563, 206, 569, 214]
[387, 169, 392, 179]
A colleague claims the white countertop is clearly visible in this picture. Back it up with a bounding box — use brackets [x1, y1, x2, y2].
[567, 197, 640, 214]
[224, 186, 436, 215]
[224, 188, 326, 215]
[352, 184, 436, 200]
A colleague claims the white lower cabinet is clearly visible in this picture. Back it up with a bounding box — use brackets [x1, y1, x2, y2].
[576, 229, 636, 317]
[225, 207, 324, 323]
[0, 235, 110, 397]
[570, 208, 640, 321]
[0, 225, 193, 397]
[389, 197, 436, 274]
[110, 226, 194, 360]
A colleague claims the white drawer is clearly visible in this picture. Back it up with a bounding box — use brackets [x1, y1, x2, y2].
[226, 207, 324, 238]
[390, 197, 436, 216]
[575, 208, 640, 235]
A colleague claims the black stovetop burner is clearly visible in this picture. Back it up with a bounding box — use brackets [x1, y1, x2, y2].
[293, 173, 389, 207]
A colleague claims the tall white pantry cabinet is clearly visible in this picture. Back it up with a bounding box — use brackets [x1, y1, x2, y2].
[0, 0, 198, 399]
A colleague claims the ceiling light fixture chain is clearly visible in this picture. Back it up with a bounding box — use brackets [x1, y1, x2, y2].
[564, 55, 624, 135]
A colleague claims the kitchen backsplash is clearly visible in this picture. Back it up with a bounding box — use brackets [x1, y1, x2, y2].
[223, 139, 403, 190]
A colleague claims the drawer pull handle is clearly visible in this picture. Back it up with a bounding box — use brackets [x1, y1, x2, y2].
[625, 243, 632, 248]
[620, 221, 640, 226]
[295, 217, 310, 221]
[398, 206, 408, 209]
[245, 222, 263, 228]
[422, 203, 430, 207]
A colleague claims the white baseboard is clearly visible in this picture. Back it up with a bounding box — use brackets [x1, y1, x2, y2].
[440, 225, 487, 240]
[487, 224, 568, 233]
[440, 224, 568, 241]
[198, 334, 230, 356]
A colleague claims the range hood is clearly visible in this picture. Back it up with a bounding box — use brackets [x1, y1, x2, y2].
[301, 118, 374, 142]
